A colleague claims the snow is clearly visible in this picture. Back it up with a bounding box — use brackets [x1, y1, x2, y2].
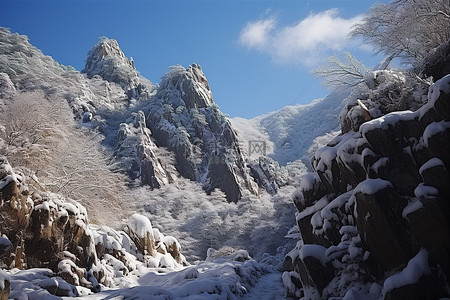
[242, 272, 286, 300]
[0, 269, 9, 290]
[296, 195, 330, 221]
[67, 253, 272, 300]
[427, 74, 450, 104]
[131, 178, 297, 262]
[359, 110, 417, 136]
[34, 201, 51, 211]
[423, 121, 450, 147]
[230, 89, 346, 166]
[402, 198, 424, 218]
[414, 183, 439, 199]
[127, 213, 153, 239]
[382, 248, 430, 295]
[354, 178, 393, 195]
[299, 244, 327, 266]
[282, 271, 301, 298]
[419, 157, 445, 175]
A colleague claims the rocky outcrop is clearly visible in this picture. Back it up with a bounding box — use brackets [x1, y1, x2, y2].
[115, 110, 177, 188]
[160, 64, 213, 109]
[284, 75, 450, 299]
[145, 64, 258, 202]
[82, 38, 151, 100]
[0, 158, 187, 296]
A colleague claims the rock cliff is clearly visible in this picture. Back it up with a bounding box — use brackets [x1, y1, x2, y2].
[0, 157, 186, 298]
[283, 74, 450, 299]
[82, 37, 151, 100]
[143, 64, 259, 202]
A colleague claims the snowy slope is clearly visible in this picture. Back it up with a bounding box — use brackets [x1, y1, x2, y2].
[231, 89, 347, 167]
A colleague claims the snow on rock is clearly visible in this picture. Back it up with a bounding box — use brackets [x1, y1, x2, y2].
[418, 157, 445, 175]
[82, 37, 152, 100]
[285, 66, 450, 298]
[115, 110, 176, 188]
[0, 157, 187, 297]
[340, 69, 429, 133]
[427, 74, 450, 104]
[382, 248, 430, 296]
[413, 183, 439, 199]
[127, 213, 154, 241]
[144, 64, 259, 202]
[354, 178, 393, 195]
[125, 213, 156, 256]
[423, 120, 450, 147]
[299, 244, 327, 266]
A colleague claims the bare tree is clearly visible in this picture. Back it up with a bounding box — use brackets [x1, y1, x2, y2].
[0, 90, 129, 225]
[0, 91, 64, 172]
[352, 0, 450, 65]
[40, 129, 129, 224]
[311, 52, 369, 89]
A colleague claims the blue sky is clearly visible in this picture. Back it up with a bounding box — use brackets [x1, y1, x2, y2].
[1, 0, 380, 118]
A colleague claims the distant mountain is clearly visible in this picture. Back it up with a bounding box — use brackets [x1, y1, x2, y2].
[231, 90, 346, 167]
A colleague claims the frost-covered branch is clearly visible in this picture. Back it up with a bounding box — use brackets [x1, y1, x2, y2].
[311, 52, 369, 89]
[352, 0, 450, 65]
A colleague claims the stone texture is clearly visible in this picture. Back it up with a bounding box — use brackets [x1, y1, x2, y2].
[115, 111, 176, 188]
[285, 74, 450, 298]
[146, 64, 259, 202]
[82, 38, 150, 100]
[0, 158, 186, 291]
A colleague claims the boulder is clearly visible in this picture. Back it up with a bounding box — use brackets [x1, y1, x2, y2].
[354, 179, 412, 272]
[294, 245, 334, 298]
[125, 214, 156, 256]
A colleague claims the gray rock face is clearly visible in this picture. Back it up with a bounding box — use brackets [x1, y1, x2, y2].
[285, 75, 450, 299]
[115, 111, 176, 188]
[82, 38, 150, 99]
[159, 64, 213, 109]
[145, 64, 258, 202]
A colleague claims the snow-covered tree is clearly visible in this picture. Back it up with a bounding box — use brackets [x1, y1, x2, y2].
[352, 0, 450, 65]
[311, 52, 369, 89]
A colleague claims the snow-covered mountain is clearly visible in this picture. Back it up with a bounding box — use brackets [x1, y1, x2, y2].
[1, 23, 449, 300]
[0, 27, 299, 298]
[231, 90, 345, 167]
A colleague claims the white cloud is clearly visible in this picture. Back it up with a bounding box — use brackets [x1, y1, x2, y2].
[239, 9, 364, 66]
[239, 17, 276, 50]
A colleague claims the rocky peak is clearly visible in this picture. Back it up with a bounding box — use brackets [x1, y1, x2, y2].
[82, 37, 149, 99]
[159, 64, 213, 109]
[144, 64, 258, 202]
